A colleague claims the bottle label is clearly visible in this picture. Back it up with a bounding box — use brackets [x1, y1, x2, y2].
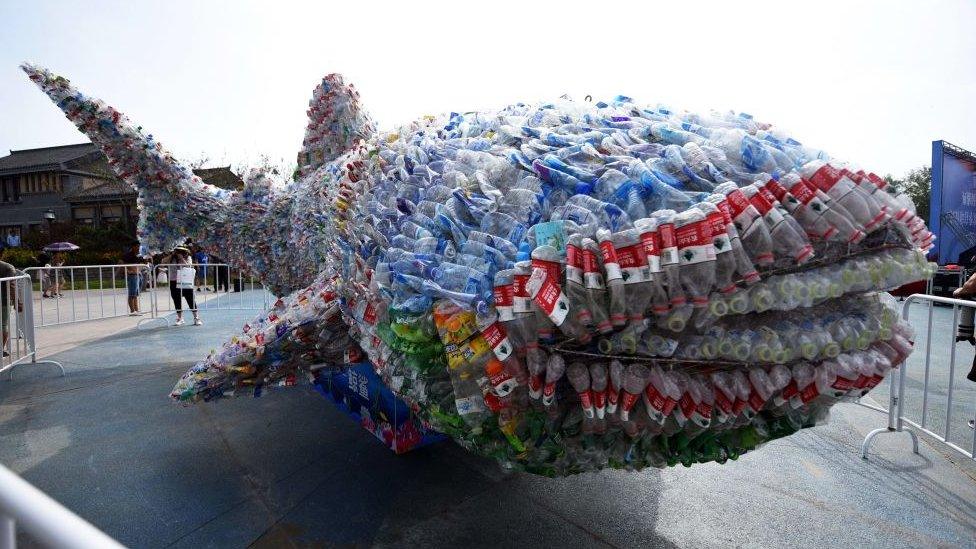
[748, 190, 774, 215]
[675, 219, 713, 265]
[531, 269, 570, 326]
[714, 387, 734, 414]
[766, 180, 801, 214]
[582, 248, 605, 290]
[598, 240, 623, 281]
[747, 381, 766, 413]
[638, 227, 662, 273]
[542, 381, 557, 406]
[615, 242, 648, 284]
[706, 211, 731, 254]
[659, 223, 678, 266]
[644, 382, 668, 414]
[362, 303, 377, 325]
[679, 392, 698, 421]
[529, 373, 543, 398]
[592, 389, 607, 410]
[781, 379, 799, 400]
[512, 273, 532, 314]
[488, 366, 517, 397]
[831, 376, 856, 392]
[493, 283, 515, 321]
[565, 243, 584, 286]
[607, 383, 620, 408]
[865, 374, 884, 389]
[578, 390, 594, 411]
[531, 257, 561, 282]
[481, 321, 513, 361]
[800, 382, 820, 404]
[762, 203, 785, 231]
[726, 189, 760, 236]
[732, 398, 748, 415]
[620, 390, 640, 413]
[696, 401, 713, 422]
[808, 164, 856, 201]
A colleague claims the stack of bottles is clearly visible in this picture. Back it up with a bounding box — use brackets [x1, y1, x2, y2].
[25, 63, 934, 476]
[170, 274, 348, 402]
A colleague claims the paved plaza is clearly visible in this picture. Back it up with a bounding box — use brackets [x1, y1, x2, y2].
[1, 306, 974, 547]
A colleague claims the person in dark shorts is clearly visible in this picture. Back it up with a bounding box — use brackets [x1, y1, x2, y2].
[211, 255, 230, 292]
[121, 242, 145, 316]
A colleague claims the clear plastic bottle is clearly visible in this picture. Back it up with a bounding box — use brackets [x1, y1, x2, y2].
[581, 238, 612, 333]
[698, 201, 737, 294]
[673, 208, 715, 307]
[611, 228, 654, 323]
[652, 209, 685, 306]
[595, 228, 628, 327]
[634, 217, 671, 314]
[801, 161, 886, 234]
[567, 362, 594, 418]
[714, 182, 774, 267]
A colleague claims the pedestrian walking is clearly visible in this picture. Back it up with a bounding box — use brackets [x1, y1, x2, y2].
[193, 246, 212, 292]
[211, 255, 230, 292]
[161, 246, 201, 326]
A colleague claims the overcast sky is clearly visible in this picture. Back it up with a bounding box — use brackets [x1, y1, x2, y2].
[1, 1, 973, 177]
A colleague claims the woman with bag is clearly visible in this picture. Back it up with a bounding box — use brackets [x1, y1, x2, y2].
[160, 246, 201, 326]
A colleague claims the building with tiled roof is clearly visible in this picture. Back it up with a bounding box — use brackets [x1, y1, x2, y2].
[0, 143, 243, 239]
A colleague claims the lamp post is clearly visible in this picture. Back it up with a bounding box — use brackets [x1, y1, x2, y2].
[43, 209, 56, 234]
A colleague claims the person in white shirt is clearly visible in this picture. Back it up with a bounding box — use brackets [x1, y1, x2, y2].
[5, 230, 19, 248]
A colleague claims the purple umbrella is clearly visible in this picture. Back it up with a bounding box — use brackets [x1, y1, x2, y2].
[42, 242, 80, 252]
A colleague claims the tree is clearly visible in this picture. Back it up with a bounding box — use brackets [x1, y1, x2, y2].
[886, 166, 931, 223]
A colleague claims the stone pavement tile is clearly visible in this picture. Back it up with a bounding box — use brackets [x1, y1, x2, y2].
[370, 484, 615, 549]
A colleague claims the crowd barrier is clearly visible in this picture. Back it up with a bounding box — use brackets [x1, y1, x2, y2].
[138, 263, 272, 328]
[19, 263, 274, 329]
[861, 293, 976, 462]
[0, 273, 64, 381]
[0, 463, 123, 549]
[23, 264, 154, 327]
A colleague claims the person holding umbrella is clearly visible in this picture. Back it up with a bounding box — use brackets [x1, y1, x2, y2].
[42, 242, 79, 299]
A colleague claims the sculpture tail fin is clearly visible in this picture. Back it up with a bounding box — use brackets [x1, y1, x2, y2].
[22, 62, 230, 254]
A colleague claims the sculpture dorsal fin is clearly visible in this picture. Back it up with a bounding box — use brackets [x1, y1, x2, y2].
[295, 73, 375, 178]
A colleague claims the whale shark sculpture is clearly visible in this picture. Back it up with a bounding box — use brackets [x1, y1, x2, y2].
[24, 63, 932, 475]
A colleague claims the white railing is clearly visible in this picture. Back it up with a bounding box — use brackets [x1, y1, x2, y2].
[22, 264, 154, 327]
[0, 273, 64, 380]
[138, 263, 273, 328]
[861, 293, 976, 462]
[0, 463, 124, 549]
[19, 263, 274, 330]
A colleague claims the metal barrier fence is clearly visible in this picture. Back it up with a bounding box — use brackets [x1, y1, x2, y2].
[139, 263, 272, 328]
[0, 273, 64, 380]
[19, 263, 273, 329]
[0, 463, 123, 549]
[861, 293, 976, 462]
[23, 264, 154, 327]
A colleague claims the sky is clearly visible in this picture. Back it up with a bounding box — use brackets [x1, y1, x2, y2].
[0, 1, 974, 178]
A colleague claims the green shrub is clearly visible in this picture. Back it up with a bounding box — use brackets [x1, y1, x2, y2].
[1, 248, 39, 269]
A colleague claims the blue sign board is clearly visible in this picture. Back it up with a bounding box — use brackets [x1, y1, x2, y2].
[930, 140, 976, 263]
